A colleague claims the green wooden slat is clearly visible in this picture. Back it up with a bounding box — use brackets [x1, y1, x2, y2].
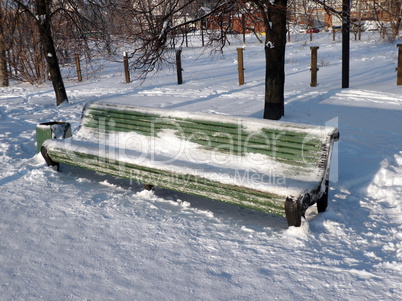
[83, 121, 152, 137]
[85, 115, 320, 153]
[183, 134, 320, 156]
[84, 110, 323, 165]
[89, 106, 160, 119]
[87, 106, 325, 161]
[87, 110, 245, 138]
[89, 107, 241, 130]
[88, 108, 318, 145]
[89, 106, 320, 146]
[181, 137, 319, 164]
[82, 120, 320, 166]
[50, 148, 283, 201]
[48, 148, 286, 216]
[84, 118, 320, 157]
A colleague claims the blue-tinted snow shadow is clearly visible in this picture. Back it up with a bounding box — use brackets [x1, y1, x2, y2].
[250, 88, 402, 232]
[90, 77, 265, 112]
[163, 82, 265, 110]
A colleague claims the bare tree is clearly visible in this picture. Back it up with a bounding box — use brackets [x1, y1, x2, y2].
[35, 0, 68, 106]
[390, 0, 402, 38]
[4, 0, 117, 105]
[8, 6, 49, 84]
[121, 0, 290, 120]
[0, 0, 48, 85]
[7, 0, 69, 105]
[123, 0, 373, 120]
[373, 0, 402, 39]
[0, 0, 9, 86]
[254, 0, 288, 120]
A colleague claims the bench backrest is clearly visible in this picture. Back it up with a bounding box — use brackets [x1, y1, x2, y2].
[78, 102, 338, 173]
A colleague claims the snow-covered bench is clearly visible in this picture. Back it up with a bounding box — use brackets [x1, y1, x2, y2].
[41, 101, 339, 227]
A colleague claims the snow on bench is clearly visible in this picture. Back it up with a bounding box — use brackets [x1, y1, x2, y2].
[41, 101, 339, 227]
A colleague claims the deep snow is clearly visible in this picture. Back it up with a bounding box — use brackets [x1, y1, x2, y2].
[1, 32, 402, 300]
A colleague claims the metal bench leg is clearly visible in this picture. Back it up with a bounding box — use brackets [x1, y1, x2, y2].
[317, 180, 329, 213]
[143, 184, 154, 191]
[41, 146, 60, 171]
[285, 194, 311, 227]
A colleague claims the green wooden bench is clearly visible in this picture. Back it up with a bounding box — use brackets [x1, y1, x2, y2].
[41, 101, 339, 227]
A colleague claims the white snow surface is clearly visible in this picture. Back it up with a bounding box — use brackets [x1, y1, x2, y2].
[1, 32, 402, 300]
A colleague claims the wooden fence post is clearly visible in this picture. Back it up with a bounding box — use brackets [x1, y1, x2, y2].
[397, 44, 402, 85]
[75, 54, 82, 82]
[176, 50, 183, 85]
[123, 52, 130, 84]
[237, 48, 245, 86]
[310, 46, 319, 87]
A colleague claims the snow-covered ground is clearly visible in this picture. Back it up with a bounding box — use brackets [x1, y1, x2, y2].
[1, 32, 402, 300]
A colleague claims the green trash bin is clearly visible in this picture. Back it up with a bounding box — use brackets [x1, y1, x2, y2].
[36, 122, 72, 153]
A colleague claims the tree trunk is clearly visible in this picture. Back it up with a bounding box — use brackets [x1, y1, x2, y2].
[263, 0, 287, 120]
[36, 0, 68, 106]
[0, 47, 7, 87]
[391, 1, 402, 39]
[0, 2, 9, 87]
